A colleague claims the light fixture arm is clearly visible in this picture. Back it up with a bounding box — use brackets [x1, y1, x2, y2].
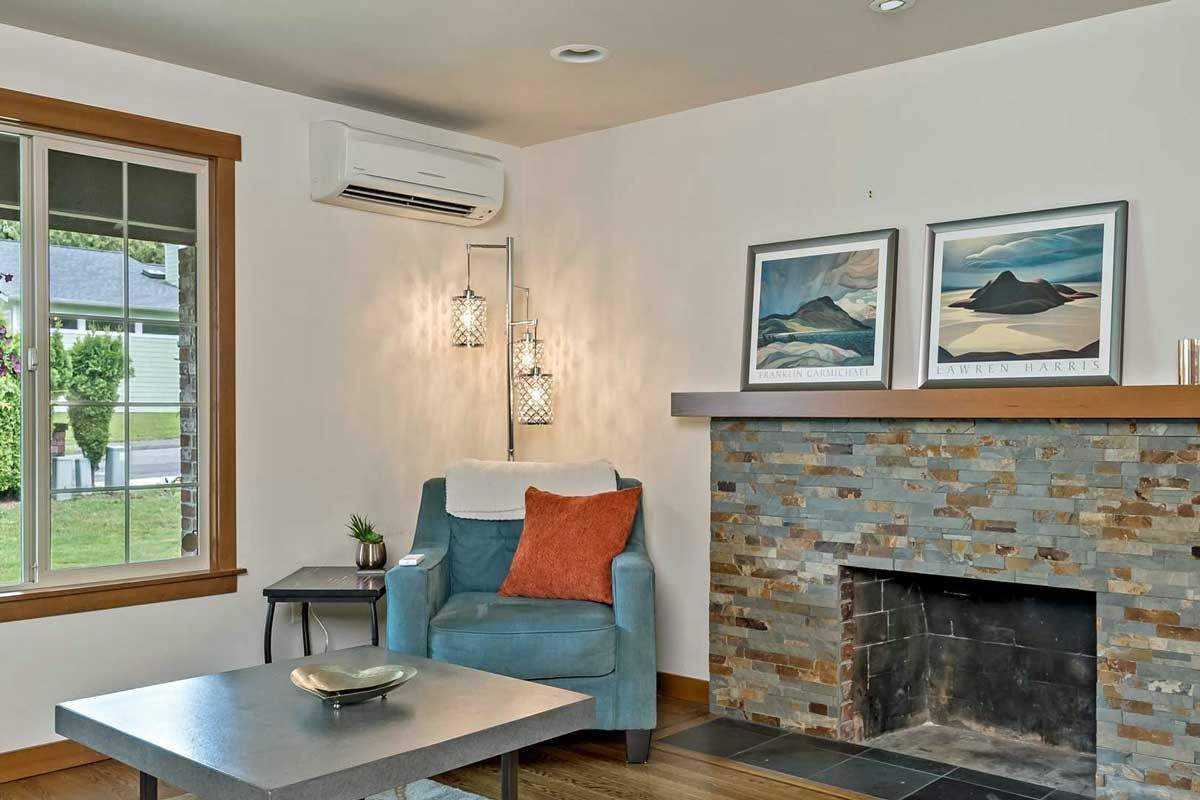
[464, 237, 519, 461]
[511, 285, 538, 336]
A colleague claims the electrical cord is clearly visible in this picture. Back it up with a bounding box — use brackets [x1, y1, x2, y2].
[310, 606, 331, 654]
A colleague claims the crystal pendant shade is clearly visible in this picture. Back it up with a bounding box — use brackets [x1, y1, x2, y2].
[516, 369, 554, 425]
[513, 334, 544, 375]
[450, 289, 487, 347]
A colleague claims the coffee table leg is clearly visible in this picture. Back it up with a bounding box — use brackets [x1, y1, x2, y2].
[139, 771, 157, 800]
[301, 602, 312, 656]
[264, 601, 276, 664]
[501, 750, 518, 800]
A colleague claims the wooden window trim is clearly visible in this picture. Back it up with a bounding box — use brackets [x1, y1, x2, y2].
[0, 568, 246, 623]
[0, 88, 242, 621]
[0, 86, 241, 160]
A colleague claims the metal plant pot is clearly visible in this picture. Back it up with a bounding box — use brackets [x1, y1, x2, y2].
[355, 541, 387, 570]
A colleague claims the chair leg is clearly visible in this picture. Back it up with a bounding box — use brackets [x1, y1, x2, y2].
[625, 729, 652, 763]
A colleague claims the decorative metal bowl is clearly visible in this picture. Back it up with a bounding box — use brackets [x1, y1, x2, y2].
[290, 663, 417, 708]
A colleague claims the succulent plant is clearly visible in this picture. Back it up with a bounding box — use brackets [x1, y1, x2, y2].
[346, 513, 384, 544]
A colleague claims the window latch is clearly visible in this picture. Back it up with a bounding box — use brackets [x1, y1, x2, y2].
[25, 346, 37, 372]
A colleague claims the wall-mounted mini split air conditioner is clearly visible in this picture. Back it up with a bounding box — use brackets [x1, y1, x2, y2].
[309, 121, 503, 226]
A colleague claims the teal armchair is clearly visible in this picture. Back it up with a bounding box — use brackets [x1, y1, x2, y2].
[386, 476, 657, 762]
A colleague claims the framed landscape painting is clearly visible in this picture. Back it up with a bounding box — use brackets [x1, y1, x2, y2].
[920, 201, 1127, 388]
[742, 228, 898, 390]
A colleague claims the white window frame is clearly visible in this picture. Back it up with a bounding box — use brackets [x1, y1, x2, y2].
[0, 123, 210, 589]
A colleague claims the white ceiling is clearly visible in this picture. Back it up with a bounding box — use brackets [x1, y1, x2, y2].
[0, 0, 1165, 146]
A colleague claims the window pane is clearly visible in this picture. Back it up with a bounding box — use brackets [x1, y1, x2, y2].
[54, 402, 126, 489]
[0, 134, 21, 586]
[44, 149, 202, 578]
[129, 406, 196, 486]
[49, 490, 124, 570]
[128, 322, 198, 405]
[127, 163, 197, 414]
[53, 315, 126, 402]
[0, 496, 17, 585]
[0, 136, 18, 219]
[128, 247, 186, 320]
[48, 150, 123, 232]
[130, 486, 197, 563]
[128, 164, 196, 247]
[49, 150, 124, 315]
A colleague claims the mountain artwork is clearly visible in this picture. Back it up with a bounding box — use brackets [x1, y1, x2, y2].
[922, 203, 1127, 387]
[744, 230, 897, 390]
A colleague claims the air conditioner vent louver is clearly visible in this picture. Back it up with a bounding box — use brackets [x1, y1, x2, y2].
[341, 185, 476, 216]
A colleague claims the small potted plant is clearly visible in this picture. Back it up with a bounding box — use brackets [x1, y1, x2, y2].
[347, 514, 387, 570]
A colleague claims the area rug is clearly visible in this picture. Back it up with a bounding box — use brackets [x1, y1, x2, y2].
[173, 780, 484, 800]
[368, 780, 485, 800]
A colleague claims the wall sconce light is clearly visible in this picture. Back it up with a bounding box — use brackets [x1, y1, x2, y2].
[450, 237, 554, 460]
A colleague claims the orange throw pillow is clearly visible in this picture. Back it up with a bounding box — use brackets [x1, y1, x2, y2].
[498, 485, 642, 605]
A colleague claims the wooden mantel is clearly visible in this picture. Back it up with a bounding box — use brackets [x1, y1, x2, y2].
[671, 385, 1200, 419]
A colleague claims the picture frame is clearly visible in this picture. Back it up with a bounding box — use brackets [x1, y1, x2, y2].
[742, 228, 898, 391]
[919, 201, 1127, 388]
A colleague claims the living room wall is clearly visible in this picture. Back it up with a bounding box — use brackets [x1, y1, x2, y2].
[515, 0, 1199, 680]
[2, 0, 1196, 756]
[0, 24, 523, 752]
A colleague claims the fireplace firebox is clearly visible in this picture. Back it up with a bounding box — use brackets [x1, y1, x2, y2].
[847, 568, 1097, 752]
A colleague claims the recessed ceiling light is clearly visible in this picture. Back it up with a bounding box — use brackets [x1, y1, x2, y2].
[550, 44, 610, 64]
[870, 0, 914, 12]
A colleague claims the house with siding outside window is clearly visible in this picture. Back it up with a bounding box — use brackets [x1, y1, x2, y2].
[0, 239, 185, 404]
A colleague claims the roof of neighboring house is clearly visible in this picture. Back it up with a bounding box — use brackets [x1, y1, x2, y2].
[0, 239, 180, 315]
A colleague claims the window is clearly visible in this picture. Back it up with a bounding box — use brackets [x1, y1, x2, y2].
[0, 129, 205, 588]
[0, 87, 239, 620]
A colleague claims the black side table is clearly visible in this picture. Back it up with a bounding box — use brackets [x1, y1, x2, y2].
[262, 566, 387, 663]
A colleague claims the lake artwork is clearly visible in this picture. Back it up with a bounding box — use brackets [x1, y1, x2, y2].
[922, 203, 1127, 387]
[744, 230, 897, 390]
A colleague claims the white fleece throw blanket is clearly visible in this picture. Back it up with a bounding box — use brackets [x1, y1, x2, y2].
[445, 458, 617, 520]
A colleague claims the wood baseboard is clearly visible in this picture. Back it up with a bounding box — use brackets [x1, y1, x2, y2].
[0, 740, 107, 784]
[657, 671, 710, 704]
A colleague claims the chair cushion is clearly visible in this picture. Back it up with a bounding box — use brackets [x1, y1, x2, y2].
[429, 592, 616, 680]
[447, 516, 524, 594]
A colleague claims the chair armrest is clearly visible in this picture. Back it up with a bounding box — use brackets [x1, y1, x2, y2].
[611, 550, 657, 728]
[385, 546, 449, 656]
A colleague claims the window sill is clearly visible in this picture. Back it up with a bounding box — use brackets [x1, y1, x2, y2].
[0, 567, 246, 623]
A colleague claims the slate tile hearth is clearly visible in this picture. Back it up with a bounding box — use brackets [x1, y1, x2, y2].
[858, 748, 958, 776]
[812, 759, 938, 800]
[732, 734, 848, 778]
[949, 767, 1060, 799]
[656, 717, 784, 759]
[659, 719, 1094, 800]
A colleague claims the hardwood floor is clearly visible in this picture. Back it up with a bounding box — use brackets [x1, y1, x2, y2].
[1, 697, 844, 800]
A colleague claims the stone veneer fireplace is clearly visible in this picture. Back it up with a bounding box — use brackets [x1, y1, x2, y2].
[708, 418, 1200, 800]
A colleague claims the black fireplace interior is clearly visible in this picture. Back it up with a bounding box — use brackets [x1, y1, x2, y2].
[849, 569, 1097, 753]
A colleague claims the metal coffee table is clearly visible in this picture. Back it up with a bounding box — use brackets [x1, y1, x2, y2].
[55, 646, 594, 800]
